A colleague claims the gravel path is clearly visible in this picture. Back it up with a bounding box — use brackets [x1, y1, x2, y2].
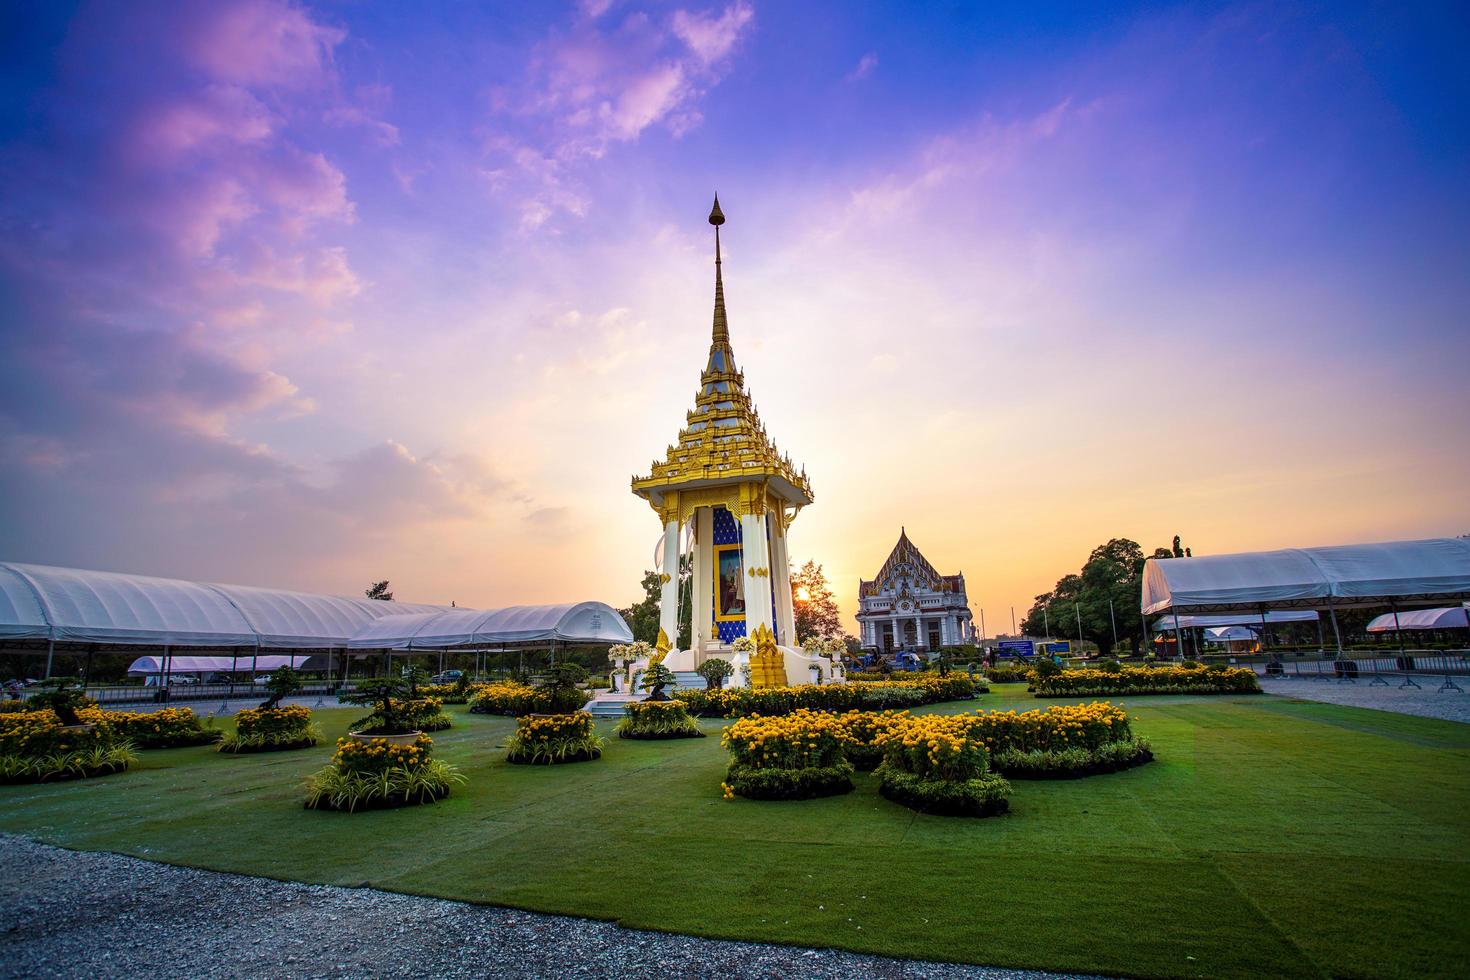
[0, 834, 1091, 980]
[1258, 673, 1470, 724]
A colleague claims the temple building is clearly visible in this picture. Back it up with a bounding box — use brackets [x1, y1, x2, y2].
[626, 196, 840, 688]
[856, 529, 976, 652]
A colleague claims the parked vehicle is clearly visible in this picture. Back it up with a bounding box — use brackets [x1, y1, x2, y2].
[430, 669, 463, 685]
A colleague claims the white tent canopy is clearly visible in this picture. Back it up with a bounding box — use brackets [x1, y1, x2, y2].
[1150, 611, 1319, 631]
[127, 654, 312, 676]
[1204, 626, 1259, 642]
[1141, 538, 1470, 615]
[345, 602, 633, 650]
[1365, 607, 1470, 632]
[0, 561, 631, 651]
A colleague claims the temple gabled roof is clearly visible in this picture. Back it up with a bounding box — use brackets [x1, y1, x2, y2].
[631, 196, 812, 510]
[859, 528, 963, 597]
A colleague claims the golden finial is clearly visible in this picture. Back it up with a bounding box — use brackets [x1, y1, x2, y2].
[708, 193, 730, 347]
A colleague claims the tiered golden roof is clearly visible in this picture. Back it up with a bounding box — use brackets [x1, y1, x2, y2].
[631, 196, 813, 510]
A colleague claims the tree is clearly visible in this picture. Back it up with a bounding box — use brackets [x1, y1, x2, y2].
[339, 674, 415, 734]
[538, 663, 589, 712]
[791, 560, 842, 641]
[365, 581, 393, 601]
[259, 665, 302, 709]
[1022, 537, 1176, 656]
[640, 663, 677, 701]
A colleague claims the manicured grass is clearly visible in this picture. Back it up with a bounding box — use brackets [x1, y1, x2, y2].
[2, 687, 1466, 978]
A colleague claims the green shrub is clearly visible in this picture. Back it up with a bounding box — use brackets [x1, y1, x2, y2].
[1096, 659, 1122, 674]
[616, 700, 704, 740]
[1030, 656, 1062, 679]
[983, 663, 1030, 684]
[1031, 665, 1260, 697]
[724, 762, 855, 800]
[696, 657, 734, 690]
[0, 743, 137, 783]
[876, 767, 1011, 816]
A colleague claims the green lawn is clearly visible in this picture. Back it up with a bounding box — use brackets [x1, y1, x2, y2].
[2, 686, 1466, 979]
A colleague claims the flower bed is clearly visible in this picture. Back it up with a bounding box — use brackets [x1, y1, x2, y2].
[304, 734, 462, 812]
[966, 702, 1151, 778]
[505, 712, 604, 764]
[676, 675, 980, 718]
[418, 683, 471, 704]
[720, 710, 854, 800]
[833, 710, 911, 771]
[982, 663, 1032, 684]
[0, 709, 136, 783]
[875, 713, 1011, 817]
[219, 705, 321, 754]
[351, 696, 452, 734]
[79, 706, 222, 748]
[1031, 665, 1260, 697]
[468, 681, 586, 717]
[616, 700, 705, 740]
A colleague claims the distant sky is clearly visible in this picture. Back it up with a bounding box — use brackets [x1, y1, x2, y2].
[1, 1, 1467, 631]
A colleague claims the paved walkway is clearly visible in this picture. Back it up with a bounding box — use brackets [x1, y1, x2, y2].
[0, 835, 1092, 980]
[1258, 673, 1470, 724]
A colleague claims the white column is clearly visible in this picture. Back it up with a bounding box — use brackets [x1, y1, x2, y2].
[771, 513, 797, 645]
[693, 507, 713, 649]
[658, 518, 681, 650]
[739, 511, 775, 635]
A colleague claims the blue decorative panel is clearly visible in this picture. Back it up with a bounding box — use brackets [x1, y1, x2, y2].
[712, 506, 745, 642]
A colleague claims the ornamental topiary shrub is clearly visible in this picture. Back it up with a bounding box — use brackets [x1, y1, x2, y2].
[616, 700, 704, 740]
[720, 709, 854, 800]
[304, 734, 462, 812]
[218, 704, 321, 753]
[1096, 659, 1123, 674]
[505, 712, 604, 764]
[640, 663, 678, 701]
[25, 677, 92, 726]
[874, 714, 1011, 817]
[1031, 665, 1260, 697]
[1030, 656, 1062, 679]
[0, 709, 136, 783]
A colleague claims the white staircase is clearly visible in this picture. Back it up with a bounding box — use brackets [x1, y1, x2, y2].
[582, 672, 705, 718]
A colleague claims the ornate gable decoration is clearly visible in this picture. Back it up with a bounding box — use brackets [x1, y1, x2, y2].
[861, 529, 949, 596]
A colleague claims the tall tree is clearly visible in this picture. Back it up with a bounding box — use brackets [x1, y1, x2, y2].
[365, 581, 393, 601]
[1022, 537, 1172, 655]
[791, 560, 842, 641]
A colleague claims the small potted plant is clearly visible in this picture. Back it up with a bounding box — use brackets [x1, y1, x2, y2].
[339, 673, 420, 746]
[28, 677, 94, 730]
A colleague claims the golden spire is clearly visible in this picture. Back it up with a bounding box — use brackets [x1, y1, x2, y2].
[709, 194, 729, 346]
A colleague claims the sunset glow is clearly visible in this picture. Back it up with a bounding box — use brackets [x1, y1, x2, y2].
[1, 2, 1466, 630]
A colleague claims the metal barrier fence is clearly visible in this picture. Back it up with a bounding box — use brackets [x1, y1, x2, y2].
[1254, 651, 1467, 692]
[83, 678, 352, 707]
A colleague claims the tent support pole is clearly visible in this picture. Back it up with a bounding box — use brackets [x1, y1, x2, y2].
[1259, 608, 1269, 658]
[1173, 610, 1184, 662]
[228, 646, 237, 700]
[249, 639, 259, 692]
[1315, 617, 1324, 655]
[1328, 606, 1344, 656]
[163, 644, 172, 702]
[44, 638, 54, 680]
[1391, 602, 1407, 658]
